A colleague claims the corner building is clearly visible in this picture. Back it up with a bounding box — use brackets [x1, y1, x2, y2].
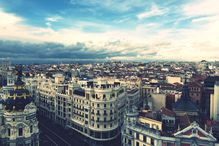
[0, 66, 39, 146]
[37, 76, 127, 141]
[67, 78, 127, 141]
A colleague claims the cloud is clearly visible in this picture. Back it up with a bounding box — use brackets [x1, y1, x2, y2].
[0, 40, 113, 59]
[0, 3, 219, 62]
[0, 9, 23, 27]
[191, 16, 217, 23]
[69, 0, 147, 12]
[183, 0, 219, 16]
[46, 16, 63, 22]
[45, 15, 63, 28]
[137, 4, 167, 20]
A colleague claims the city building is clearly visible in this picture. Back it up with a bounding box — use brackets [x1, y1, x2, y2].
[210, 81, 219, 121]
[172, 80, 199, 117]
[0, 66, 39, 146]
[188, 82, 203, 107]
[36, 76, 127, 141]
[122, 107, 217, 146]
[166, 76, 182, 85]
[203, 76, 219, 117]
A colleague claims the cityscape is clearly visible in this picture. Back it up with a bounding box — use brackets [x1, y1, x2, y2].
[0, 0, 219, 146]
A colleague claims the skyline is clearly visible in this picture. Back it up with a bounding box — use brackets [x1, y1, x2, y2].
[0, 0, 219, 61]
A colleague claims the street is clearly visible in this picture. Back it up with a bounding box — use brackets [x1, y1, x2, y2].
[38, 116, 121, 146]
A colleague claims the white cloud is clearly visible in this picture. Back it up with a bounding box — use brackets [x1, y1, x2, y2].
[183, 0, 219, 16]
[46, 16, 63, 22]
[137, 4, 167, 20]
[0, 9, 23, 27]
[45, 22, 52, 27]
[191, 16, 217, 23]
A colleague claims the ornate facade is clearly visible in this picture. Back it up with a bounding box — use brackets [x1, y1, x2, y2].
[36, 76, 129, 141]
[0, 66, 39, 146]
[122, 108, 217, 146]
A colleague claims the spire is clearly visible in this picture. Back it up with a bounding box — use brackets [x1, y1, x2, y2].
[15, 65, 24, 86]
[181, 75, 189, 100]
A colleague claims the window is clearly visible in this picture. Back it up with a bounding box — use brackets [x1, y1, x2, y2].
[192, 129, 197, 134]
[19, 128, 23, 136]
[143, 135, 146, 142]
[129, 130, 132, 135]
[30, 125, 33, 133]
[136, 141, 139, 146]
[97, 124, 99, 128]
[7, 128, 10, 136]
[128, 139, 131, 145]
[104, 125, 106, 128]
[86, 93, 89, 99]
[151, 138, 154, 145]
[136, 133, 139, 139]
[96, 94, 98, 99]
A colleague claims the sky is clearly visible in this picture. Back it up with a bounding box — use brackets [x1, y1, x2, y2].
[0, 0, 219, 61]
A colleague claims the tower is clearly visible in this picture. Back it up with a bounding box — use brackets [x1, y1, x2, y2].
[0, 65, 39, 146]
[172, 77, 199, 117]
[210, 81, 219, 121]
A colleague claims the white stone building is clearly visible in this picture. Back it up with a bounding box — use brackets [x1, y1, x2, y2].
[36, 76, 128, 141]
[0, 66, 39, 146]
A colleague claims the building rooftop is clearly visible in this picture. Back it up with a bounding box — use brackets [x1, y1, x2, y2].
[160, 107, 176, 117]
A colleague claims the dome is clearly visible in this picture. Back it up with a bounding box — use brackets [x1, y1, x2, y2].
[3, 65, 33, 111]
[4, 89, 32, 111]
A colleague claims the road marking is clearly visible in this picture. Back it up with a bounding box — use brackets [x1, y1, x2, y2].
[40, 123, 72, 146]
[45, 134, 58, 146]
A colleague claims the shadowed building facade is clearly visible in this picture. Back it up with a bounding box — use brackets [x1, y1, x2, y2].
[172, 80, 199, 117]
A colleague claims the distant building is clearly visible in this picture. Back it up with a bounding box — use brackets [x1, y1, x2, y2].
[172, 80, 199, 117]
[150, 93, 166, 111]
[210, 81, 219, 121]
[203, 76, 219, 117]
[127, 88, 141, 109]
[166, 76, 182, 84]
[160, 107, 176, 133]
[188, 82, 203, 107]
